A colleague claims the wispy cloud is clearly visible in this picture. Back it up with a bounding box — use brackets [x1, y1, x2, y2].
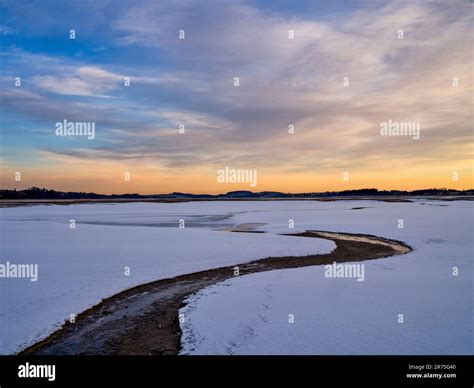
[30, 66, 123, 96]
[0, 0, 472, 192]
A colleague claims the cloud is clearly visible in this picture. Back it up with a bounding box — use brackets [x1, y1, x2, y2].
[30, 66, 124, 96]
[0, 24, 13, 35]
[0, 0, 472, 191]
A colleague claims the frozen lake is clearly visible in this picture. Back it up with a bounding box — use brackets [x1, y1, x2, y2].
[180, 200, 473, 354]
[0, 200, 472, 354]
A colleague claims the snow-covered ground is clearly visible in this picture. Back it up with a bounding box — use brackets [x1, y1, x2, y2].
[179, 200, 473, 355]
[0, 200, 472, 355]
[0, 201, 335, 354]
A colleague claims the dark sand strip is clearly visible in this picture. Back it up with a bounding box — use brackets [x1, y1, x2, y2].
[20, 231, 411, 355]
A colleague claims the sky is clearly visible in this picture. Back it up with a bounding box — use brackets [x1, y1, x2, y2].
[0, 0, 472, 194]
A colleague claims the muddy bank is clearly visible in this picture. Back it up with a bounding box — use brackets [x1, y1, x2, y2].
[21, 231, 411, 355]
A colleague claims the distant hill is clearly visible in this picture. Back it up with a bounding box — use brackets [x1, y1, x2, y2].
[0, 187, 473, 200]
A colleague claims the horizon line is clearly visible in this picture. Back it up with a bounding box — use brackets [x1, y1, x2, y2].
[2, 186, 473, 197]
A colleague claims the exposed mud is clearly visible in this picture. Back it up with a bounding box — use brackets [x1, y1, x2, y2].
[20, 231, 412, 355]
